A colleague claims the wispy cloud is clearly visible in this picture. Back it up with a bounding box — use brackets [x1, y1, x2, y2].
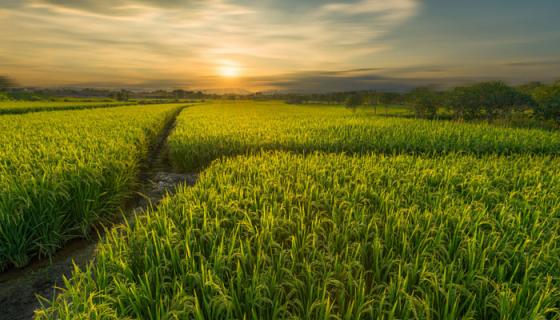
[319, 0, 418, 20]
[0, 0, 422, 88]
[32, 0, 214, 16]
[504, 59, 560, 67]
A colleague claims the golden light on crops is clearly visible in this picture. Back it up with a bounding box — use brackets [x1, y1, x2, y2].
[217, 61, 241, 78]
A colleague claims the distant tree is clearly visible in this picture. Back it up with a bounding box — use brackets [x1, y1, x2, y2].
[407, 88, 439, 119]
[366, 93, 379, 114]
[477, 82, 534, 120]
[447, 82, 534, 120]
[111, 89, 131, 101]
[518, 81, 545, 96]
[447, 86, 482, 120]
[172, 89, 187, 99]
[378, 92, 403, 116]
[531, 82, 560, 123]
[286, 95, 305, 104]
[0, 76, 16, 91]
[376, 92, 401, 105]
[345, 93, 364, 112]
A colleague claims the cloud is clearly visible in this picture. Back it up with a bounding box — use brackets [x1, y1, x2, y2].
[320, 0, 418, 20]
[245, 67, 463, 93]
[28, 0, 209, 16]
[0, 0, 421, 89]
[504, 59, 560, 67]
[52, 68, 462, 93]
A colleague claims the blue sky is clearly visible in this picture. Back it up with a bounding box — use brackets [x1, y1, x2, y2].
[0, 0, 559, 92]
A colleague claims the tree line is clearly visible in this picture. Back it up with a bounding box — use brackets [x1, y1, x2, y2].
[2, 75, 559, 125]
[0, 78, 210, 102]
[332, 81, 559, 125]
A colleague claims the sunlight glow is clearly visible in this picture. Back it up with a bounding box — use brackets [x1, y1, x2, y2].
[217, 62, 242, 78]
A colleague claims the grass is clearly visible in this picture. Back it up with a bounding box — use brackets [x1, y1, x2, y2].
[0, 104, 186, 269]
[36, 152, 560, 319]
[0, 101, 136, 115]
[169, 101, 560, 171]
[32, 100, 560, 319]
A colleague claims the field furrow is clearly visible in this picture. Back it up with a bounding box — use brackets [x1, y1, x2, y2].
[0, 104, 186, 269]
[0, 101, 137, 115]
[36, 101, 560, 319]
[168, 101, 560, 171]
[37, 152, 560, 319]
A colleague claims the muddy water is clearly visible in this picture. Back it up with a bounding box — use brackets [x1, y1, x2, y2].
[0, 109, 197, 320]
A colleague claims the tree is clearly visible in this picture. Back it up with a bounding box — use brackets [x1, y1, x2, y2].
[518, 81, 545, 96]
[111, 89, 131, 101]
[477, 82, 534, 120]
[172, 89, 187, 99]
[345, 93, 363, 112]
[447, 82, 534, 120]
[378, 92, 403, 116]
[532, 82, 560, 123]
[407, 88, 439, 119]
[285, 95, 305, 104]
[0, 76, 16, 91]
[447, 86, 482, 120]
[366, 93, 379, 114]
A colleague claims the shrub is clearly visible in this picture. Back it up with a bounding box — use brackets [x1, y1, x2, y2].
[532, 82, 560, 123]
[447, 82, 534, 120]
[407, 88, 440, 119]
[344, 93, 363, 112]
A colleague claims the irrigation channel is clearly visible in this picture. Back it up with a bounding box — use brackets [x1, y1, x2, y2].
[0, 108, 197, 320]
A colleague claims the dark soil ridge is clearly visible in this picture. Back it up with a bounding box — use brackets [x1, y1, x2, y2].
[0, 106, 197, 320]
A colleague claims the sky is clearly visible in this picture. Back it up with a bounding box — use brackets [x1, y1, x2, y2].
[1, 0, 559, 92]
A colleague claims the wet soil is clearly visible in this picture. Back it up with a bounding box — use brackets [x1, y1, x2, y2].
[0, 108, 197, 320]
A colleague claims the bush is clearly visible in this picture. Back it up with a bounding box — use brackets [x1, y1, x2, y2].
[447, 86, 482, 120]
[0, 76, 16, 90]
[407, 88, 440, 119]
[447, 82, 534, 121]
[344, 93, 363, 112]
[532, 82, 560, 124]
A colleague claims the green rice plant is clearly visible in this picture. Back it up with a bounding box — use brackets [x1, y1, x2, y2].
[168, 101, 560, 171]
[0, 104, 186, 269]
[37, 152, 560, 319]
[0, 101, 137, 115]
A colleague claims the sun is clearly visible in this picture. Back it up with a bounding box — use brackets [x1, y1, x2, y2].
[217, 62, 241, 78]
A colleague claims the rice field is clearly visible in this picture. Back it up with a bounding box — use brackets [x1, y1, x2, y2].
[31, 101, 560, 319]
[0, 100, 136, 115]
[169, 101, 560, 171]
[36, 152, 560, 319]
[0, 104, 186, 269]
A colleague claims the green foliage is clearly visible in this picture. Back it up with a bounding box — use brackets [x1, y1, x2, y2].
[0, 104, 185, 269]
[28, 101, 560, 319]
[37, 152, 560, 319]
[447, 86, 483, 120]
[0, 101, 136, 115]
[377, 92, 403, 105]
[4, 91, 46, 101]
[285, 96, 305, 104]
[168, 101, 560, 172]
[0, 76, 16, 90]
[111, 89, 132, 102]
[517, 81, 545, 96]
[407, 87, 440, 119]
[277, 91, 405, 107]
[344, 93, 364, 111]
[447, 82, 535, 120]
[532, 82, 560, 123]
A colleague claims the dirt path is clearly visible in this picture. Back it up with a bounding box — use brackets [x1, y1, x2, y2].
[0, 107, 197, 320]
